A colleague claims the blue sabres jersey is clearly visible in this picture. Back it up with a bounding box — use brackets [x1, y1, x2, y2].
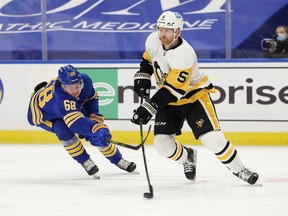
[28, 74, 100, 136]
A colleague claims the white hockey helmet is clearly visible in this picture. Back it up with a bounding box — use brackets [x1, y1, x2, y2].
[157, 11, 184, 31]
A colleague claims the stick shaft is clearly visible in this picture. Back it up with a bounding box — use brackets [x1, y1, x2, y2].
[139, 97, 153, 194]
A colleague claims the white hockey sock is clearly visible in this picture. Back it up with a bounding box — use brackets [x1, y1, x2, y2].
[154, 134, 188, 162]
[200, 131, 244, 173]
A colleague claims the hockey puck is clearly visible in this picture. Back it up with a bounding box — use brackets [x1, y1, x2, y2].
[143, 192, 153, 199]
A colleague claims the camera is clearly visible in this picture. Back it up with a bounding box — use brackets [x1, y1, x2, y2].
[261, 34, 278, 51]
[261, 38, 277, 52]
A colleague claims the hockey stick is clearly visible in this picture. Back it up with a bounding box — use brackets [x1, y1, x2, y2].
[107, 124, 151, 150]
[139, 97, 154, 199]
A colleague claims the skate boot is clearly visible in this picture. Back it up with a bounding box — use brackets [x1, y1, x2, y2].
[116, 158, 137, 173]
[183, 147, 197, 181]
[234, 168, 259, 185]
[81, 158, 99, 175]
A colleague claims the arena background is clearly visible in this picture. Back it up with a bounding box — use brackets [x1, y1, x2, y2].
[0, 1, 287, 145]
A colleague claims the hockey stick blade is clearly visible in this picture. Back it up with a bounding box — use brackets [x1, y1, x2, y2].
[107, 125, 152, 150]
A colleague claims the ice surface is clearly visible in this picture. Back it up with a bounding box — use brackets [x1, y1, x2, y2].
[0, 144, 287, 216]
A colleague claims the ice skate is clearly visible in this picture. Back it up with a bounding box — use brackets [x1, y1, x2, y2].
[234, 168, 259, 185]
[116, 158, 137, 173]
[183, 147, 197, 181]
[82, 158, 99, 176]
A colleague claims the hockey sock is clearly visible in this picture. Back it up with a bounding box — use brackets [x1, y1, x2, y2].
[63, 137, 90, 164]
[98, 143, 122, 164]
[154, 134, 188, 162]
[167, 140, 188, 161]
[200, 130, 244, 173]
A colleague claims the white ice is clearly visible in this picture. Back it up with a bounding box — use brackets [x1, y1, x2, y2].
[0, 144, 287, 216]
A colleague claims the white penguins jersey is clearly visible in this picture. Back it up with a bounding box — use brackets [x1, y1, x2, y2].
[143, 31, 215, 106]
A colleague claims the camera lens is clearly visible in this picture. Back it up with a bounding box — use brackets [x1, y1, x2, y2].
[264, 41, 272, 49]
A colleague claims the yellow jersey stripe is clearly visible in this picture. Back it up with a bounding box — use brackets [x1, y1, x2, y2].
[42, 120, 53, 129]
[30, 92, 43, 125]
[64, 112, 84, 127]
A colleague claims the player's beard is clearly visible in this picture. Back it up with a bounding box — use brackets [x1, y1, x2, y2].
[160, 36, 178, 49]
[160, 36, 171, 46]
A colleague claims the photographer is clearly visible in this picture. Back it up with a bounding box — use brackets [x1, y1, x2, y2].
[262, 25, 288, 58]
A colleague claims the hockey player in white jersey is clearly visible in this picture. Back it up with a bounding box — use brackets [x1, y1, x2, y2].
[131, 11, 259, 185]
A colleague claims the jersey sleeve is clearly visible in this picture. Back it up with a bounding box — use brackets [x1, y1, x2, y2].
[139, 57, 154, 75]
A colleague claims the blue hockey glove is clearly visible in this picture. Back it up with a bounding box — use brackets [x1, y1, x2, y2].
[131, 100, 157, 125]
[134, 72, 151, 98]
[90, 124, 112, 147]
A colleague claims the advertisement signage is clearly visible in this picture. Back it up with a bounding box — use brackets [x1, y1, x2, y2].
[78, 68, 118, 118]
[0, 0, 287, 59]
[0, 62, 287, 132]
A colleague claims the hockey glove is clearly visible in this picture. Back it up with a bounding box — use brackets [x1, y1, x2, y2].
[90, 113, 104, 124]
[90, 123, 112, 147]
[134, 72, 151, 98]
[131, 100, 157, 125]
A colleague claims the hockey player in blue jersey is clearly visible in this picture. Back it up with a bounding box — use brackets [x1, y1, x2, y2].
[27, 64, 136, 177]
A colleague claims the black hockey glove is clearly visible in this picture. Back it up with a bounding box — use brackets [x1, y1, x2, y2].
[134, 72, 151, 98]
[131, 100, 157, 125]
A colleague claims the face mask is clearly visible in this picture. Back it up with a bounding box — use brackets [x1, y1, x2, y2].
[277, 33, 286, 41]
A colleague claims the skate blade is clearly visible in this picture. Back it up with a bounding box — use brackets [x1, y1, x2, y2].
[253, 180, 263, 187]
[253, 176, 263, 186]
[130, 170, 140, 174]
[93, 173, 100, 179]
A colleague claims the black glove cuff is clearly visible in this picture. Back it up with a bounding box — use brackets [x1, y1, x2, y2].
[142, 101, 157, 116]
[134, 72, 151, 81]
